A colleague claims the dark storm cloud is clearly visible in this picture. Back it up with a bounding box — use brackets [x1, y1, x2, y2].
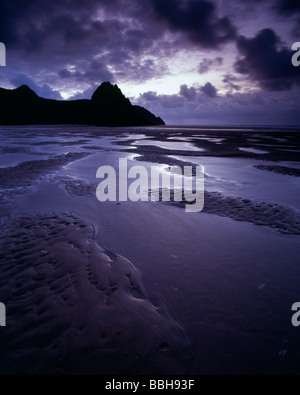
[198, 57, 223, 74]
[234, 28, 300, 91]
[238, 0, 300, 15]
[274, 0, 300, 32]
[0, 0, 161, 58]
[149, 0, 236, 48]
[3, 0, 297, 95]
[0, 0, 173, 90]
[275, 0, 300, 15]
[200, 82, 217, 98]
[0, 0, 86, 48]
[239, 0, 300, 33]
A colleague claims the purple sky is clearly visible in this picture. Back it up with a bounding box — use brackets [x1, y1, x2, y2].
[1, 0, 300, 125]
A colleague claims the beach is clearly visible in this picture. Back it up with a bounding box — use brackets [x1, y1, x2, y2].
[0, 124, 300, 374]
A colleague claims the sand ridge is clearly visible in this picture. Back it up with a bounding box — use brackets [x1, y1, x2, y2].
[254, 165, 300, 177]
[149, 188, 300, 235]
[0, 211, 190, 374]
[0, 152, 91, 189]
[49, 172, 300, 235]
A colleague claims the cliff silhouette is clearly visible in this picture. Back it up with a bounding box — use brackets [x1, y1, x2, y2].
[0, 82, 165, 126]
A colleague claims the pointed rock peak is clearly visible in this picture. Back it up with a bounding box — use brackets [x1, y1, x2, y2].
[91, 82, 130, 106]
[14, 85, 38, 99]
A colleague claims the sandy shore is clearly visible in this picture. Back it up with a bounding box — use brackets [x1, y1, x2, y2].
[0, 211, 189, 374]
[0, 124, 300, 374]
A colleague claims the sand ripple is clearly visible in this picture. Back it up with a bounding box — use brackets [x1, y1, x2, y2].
[0, 153, 90, 188]
[254, 165, 300, 177]
[0, 212, 190, 374]
[154, 189, 300, 235]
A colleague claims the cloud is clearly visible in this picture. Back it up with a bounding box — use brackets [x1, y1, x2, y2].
[273, 0, 300, 32]
[180, 84, 197, 100]
[198, 57, 223, 74]
[275, 0, 300, 15]
[138, 84, 300, 125]
[179, 82, 218, 100]
[234, 28, 300, 91]
[58, 60, 113, 84]
[222, 74, 241, 92]
[0, 0, 174, 98]
[140, 91, 158, 101]
[200, 82, 218, 98]
[149, 0, 236, 48]
[140, 91, 183, 108]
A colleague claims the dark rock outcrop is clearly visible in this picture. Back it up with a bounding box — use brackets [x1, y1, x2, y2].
[0, 82, 165, 126]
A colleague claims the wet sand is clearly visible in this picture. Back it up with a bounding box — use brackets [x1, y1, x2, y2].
[0, 124, 300, 374]
[0, 212, 189, 374]
[254, 164, 300, 177]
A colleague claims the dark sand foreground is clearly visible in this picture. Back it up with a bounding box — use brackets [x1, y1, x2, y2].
[0, 211, 189, 374]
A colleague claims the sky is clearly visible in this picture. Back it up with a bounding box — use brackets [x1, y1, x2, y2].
[0, 0, 300, 125]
